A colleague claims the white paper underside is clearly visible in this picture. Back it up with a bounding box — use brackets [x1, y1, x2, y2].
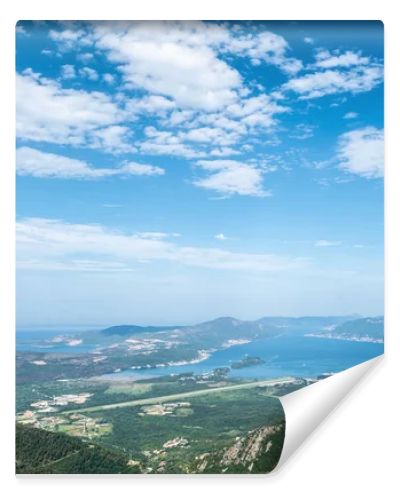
[277, 354, 383, 469]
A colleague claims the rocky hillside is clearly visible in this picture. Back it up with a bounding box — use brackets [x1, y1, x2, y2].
[195, 422, 285, 473]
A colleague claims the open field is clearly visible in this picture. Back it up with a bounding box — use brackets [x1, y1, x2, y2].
[61, 376, 296, 414]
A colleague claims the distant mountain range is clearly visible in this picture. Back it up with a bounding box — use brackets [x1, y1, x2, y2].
[67, 315, 384, 356]
[101, 324, 180, 336]
[97, 315, 358, 337]
[87, 315, 364, 349]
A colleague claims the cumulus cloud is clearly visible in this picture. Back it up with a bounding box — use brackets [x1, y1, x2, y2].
[16, 70, 127, 149]
[51, 21, 301, 111]
[314, 49, 370, 69]
[78, 66, 99, 80]
[16, 218, 305, 273]
[93, 21, 241, 111]
[139, 126, 202, 158]
[194, 160, 271, 197]
[89, 125, 136, 153]
[282, 48, 382, 100]
[283, 65, 383, 100]
[127, 94, 176, 115]
[337, 127, 384, 178]
[214, 233, 228, 241]
[222, 29, 303, 75]
[16, 147, 164, 179]
[103, 73, 115, 84]
[60, 64, 76, 79]
[41, 21, 294, 162]
[49, 27, 92, 50]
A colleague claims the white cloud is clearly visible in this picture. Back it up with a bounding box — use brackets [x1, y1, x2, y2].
[137, 232, 181, 240]
[17, 259, 134, 273]
[50, 21, 301, 112]
[183, 126, 239, 146]
[16, 147, 164, 179]
[103, 73, 115, 84]
[289, 123, 315, 140]
[89, 125, 136, 153]
[209, 147, 241, 157]
[194, 160, 271, 197]
[140, 126, 202, 158]
[343, 112, 358, 119]
[223, 29, 303, 75]
[16, 70, 126, 147]
[121, 161, 165, 176]
[16, 24, 28, 36]
[60, 64, 76, 79]
[77, 52, 94, 63]
[214, 233, 228, 241]
[337, 127, 384, 178]
[16, 218, 305, 273]
[314, 49, 370, 69]
[283, 66, 383, 100]
[315, 240, 341, 247]
[49, 27, 92, 50]
[93, 21, 241, 111]
[225, 94, 288, 128]
[304, 37, 314, 45]
[126, 94, 176, 115]
[44, 22, 293, 160]
[162, 109, 195, 126]
[78, 66, 99, 80]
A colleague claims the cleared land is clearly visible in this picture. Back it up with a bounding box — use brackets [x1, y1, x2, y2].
[61, 376, 295, 414]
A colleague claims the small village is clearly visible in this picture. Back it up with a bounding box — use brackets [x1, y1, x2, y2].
[139, 401, 192, 417]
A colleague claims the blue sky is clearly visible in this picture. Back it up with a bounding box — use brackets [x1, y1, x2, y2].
[15, 21, 384, 327]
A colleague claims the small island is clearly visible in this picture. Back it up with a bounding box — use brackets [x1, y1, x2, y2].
[231, 355, 265, 370]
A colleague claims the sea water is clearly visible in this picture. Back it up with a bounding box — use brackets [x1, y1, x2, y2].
[16, 328, 383, 380]
[103, 333, 384, 381]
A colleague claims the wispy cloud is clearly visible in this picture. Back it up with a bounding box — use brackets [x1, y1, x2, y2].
[282, 48, 382, 100]
[343, 112, 358, 119]
[315, 240, 342, 247]
[314, 49, 370, 69]
[16, 147, 164, 179]
[16, 218, 307, 273]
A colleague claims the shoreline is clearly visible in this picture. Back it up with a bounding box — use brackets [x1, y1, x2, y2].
[304, 333, 383, 344]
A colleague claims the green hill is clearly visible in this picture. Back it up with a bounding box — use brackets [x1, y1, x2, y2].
[16, 424, 139, 474]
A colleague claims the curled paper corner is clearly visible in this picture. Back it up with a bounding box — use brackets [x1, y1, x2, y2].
[276, 354, 384, 470]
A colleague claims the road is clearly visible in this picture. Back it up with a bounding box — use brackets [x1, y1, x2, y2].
[62, 376, 296, 414]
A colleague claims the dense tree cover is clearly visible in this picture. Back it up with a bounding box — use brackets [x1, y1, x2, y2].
[89, 387, 285, 473]
[16, 424, 139, 474]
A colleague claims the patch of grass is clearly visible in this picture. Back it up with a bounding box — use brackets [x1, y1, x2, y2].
[105, 383, 153, 396]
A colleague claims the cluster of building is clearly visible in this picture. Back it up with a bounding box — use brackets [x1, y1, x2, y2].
[29, 392, 93, 412]
[139, 401, 191, 417]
